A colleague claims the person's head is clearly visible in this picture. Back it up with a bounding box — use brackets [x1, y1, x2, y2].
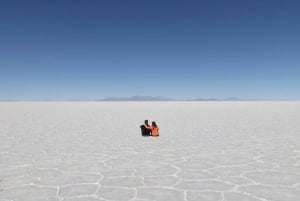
[152, 121, 157, 127]
[144, 120, 149, 125]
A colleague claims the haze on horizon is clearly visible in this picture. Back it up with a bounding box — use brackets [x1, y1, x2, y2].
[0, 0, 299, 101]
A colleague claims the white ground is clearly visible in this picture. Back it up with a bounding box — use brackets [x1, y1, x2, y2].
[0, 101, 300, 201]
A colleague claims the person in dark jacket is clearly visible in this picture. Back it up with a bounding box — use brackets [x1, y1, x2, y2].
[140, 120, 152, 136]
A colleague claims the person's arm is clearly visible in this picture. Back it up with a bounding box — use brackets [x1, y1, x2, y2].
[145, 125, 152, 129]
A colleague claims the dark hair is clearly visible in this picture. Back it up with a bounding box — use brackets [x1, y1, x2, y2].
[144, 120, 149, 125]
[152, 121, 157, 127]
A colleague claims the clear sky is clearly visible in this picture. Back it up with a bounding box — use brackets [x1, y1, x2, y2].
[0, 0, 299, 100]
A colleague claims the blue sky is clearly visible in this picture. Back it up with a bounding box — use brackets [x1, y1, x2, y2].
[0, 0, 299, 100]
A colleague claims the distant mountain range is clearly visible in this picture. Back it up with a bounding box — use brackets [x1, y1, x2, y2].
[99, 96, 244, 101]
[101, 96, 174, 101]
[0, 96, 289, 101]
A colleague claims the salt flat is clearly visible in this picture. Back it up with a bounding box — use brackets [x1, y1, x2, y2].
[0, 101, 300, 201]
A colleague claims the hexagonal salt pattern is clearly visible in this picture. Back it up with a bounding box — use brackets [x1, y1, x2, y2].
[1, 101, 300, 201]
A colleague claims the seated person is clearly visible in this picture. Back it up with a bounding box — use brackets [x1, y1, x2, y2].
[145, 121, 159, 137]
[140, 120, 152, 136]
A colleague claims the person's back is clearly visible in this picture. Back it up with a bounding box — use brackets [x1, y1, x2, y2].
[151, 121, 159, 136]
[140, 120, 152, 136]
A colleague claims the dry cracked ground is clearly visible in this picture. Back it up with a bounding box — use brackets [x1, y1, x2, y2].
[0, 102, 300, 201]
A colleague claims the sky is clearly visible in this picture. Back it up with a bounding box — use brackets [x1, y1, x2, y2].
[0, 0, 300, 100]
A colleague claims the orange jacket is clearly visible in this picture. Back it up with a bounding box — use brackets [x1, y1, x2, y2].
[145, 125, 160, 136]
[152, 126, 159, 136]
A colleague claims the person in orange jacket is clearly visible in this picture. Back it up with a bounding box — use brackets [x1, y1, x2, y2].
[145, 121, 159, 137]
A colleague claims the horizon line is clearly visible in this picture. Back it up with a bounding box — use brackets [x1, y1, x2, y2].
[1, 99, 300, 102]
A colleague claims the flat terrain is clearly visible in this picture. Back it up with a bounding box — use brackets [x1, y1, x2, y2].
[0, 102, 300, 201]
